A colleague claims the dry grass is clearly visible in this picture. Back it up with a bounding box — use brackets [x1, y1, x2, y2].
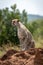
[0, 39, 43, 57]
[0, 43, 20, 57]
[35, 38, 43, 48]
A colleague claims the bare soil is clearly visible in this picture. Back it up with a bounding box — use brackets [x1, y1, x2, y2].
[0, 48, 43, 65]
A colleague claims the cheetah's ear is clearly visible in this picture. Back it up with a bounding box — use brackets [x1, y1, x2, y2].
[17, 19, 20, 22]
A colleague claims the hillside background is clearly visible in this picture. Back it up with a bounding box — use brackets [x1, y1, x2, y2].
[28, 14, 43, 21]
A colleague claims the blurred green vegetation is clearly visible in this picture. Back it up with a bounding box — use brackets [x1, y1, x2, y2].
[26, 19, 43, 48]
[0, 4, 43, 48]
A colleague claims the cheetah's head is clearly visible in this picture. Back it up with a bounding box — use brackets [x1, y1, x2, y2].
[12, 19, 19, 26]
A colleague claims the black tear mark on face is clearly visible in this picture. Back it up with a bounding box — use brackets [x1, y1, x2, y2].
[12, 20, 15, 24]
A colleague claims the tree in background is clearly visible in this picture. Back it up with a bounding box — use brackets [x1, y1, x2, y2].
[21, 9, 28, 25]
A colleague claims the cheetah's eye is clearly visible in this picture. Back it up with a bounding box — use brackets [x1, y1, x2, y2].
[13, 21, 15, 23]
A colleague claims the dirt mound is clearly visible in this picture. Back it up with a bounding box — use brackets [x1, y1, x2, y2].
[0, 48, 43, 65]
